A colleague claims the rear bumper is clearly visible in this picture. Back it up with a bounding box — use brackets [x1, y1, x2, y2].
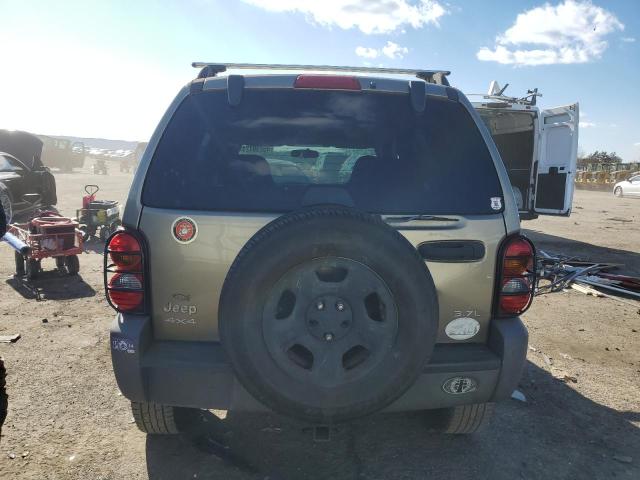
[110, 315, 527, 412]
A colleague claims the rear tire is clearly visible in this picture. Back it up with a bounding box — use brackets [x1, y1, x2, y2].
[99, 225, 111, 242]
[0, 357, 7, 437]
[426, 403, 495, 434]
[65, 255, 80, 275]
[0, 188, 12, 224]
[130, 401, 198, 435]
[55, 256, 66, 272]
[614, 187, 623, 197]
[14, 252, 25, 276]
[80, 226, 90, 242]
[25, 259, 40, 280]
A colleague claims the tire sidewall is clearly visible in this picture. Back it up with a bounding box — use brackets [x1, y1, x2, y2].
[0, 187, 12, 225]
[220, 209, 438, 422]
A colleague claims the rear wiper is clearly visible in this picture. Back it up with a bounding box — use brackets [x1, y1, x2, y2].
[384, 215, 459, 223]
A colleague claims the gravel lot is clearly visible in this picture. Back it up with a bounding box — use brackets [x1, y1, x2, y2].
[0, 161, 638, 479]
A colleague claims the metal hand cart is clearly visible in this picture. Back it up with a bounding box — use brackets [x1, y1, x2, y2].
[7, 214, 84, 280]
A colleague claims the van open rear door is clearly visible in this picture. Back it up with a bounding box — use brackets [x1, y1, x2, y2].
[534, 103, 579, 215]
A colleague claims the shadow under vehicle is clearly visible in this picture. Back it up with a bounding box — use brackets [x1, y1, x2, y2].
[0, 130, 57, 222]
[143, 361, 640, 480]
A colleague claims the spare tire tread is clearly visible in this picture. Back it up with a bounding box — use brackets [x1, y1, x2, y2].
[220, 207, 438, 423]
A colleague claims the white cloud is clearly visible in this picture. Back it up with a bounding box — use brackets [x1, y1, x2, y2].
[634, 142, 640, 147]
[621, 37, 636, 43]
[579, 121, 596, 128]
[382, 41, 409, 59]
[355, 46, 379, 59]
[355, 41, 409, 60]
[242, 0, 447, 34]
[477, 1, 624, 66]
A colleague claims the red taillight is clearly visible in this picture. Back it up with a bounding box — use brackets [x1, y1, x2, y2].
[105, 231, 145, 313]
[109, 232, 141, 270]
[499, 294, 531, 313]
[294, 75, 361, 90]
[108, 273, 144, 311]
[497, 235, 535, 316]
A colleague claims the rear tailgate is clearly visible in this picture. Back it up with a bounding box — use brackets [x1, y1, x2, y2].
[137, 82, 509, 345]
[140, 208, 505, 344]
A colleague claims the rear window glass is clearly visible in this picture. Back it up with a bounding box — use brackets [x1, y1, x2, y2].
[142, 89, 503, 215]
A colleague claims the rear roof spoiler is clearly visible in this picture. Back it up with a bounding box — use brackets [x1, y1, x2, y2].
[192, 62, 451, 86]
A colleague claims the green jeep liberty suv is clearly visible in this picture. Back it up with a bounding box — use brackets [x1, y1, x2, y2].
[105, 63, 535, 435]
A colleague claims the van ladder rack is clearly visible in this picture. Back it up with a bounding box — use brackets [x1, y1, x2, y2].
[192, 62, 451, 86]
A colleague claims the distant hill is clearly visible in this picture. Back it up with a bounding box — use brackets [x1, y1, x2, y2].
[48, 136, 149, 159]
[54, 136, 142, 152]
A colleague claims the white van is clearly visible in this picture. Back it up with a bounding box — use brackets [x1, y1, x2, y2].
[471, 82, 579, 219]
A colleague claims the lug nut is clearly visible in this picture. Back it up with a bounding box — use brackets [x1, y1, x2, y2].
[336, 302, 345, 312]
[316, 301, 325, 311]
[324, 332, 334, 342]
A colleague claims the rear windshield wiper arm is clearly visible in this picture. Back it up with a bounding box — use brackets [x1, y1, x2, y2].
[384, 215, 459, 223]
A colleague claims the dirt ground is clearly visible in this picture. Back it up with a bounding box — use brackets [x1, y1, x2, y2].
[0, 160, 638, 480]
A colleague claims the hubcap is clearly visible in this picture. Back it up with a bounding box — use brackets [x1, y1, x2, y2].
[262, 257, 398, 388]
[306, 295, 353, 342]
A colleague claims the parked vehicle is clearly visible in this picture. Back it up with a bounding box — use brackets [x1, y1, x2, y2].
[38, 135, 85, 172]
[614, 174, 640, 197]
[93, 159, 108, 175]
[0, 131, 57, 221]
[105, 63, 554, 436]
[120, 157, 134, 173]
[470, 82, 579, 219]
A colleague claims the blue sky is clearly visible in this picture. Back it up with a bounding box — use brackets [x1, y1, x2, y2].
[0, 0, 638, 161]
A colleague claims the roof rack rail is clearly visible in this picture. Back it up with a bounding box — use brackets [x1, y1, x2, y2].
[191, 62, 451, 86]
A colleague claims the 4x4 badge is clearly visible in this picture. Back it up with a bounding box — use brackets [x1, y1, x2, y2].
[171, 217, 198, 244]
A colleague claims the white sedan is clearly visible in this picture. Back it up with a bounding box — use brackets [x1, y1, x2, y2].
[613, 174, 640, 197]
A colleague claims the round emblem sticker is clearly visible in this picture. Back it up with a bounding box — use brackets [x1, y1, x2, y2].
[442, 377, 478, 395]
[171, 217, 198, 244]
[445, 317, 481, 341]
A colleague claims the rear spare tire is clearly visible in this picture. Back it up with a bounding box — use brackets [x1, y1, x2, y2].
[219, 207, 438, 423]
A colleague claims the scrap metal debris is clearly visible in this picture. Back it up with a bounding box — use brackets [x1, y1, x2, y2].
[536, 250, 640, 302]
[511, 390, 527, 402]
[0, 334, 21, 343]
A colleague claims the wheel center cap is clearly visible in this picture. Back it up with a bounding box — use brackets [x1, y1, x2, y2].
[306, 295, 353, 341]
